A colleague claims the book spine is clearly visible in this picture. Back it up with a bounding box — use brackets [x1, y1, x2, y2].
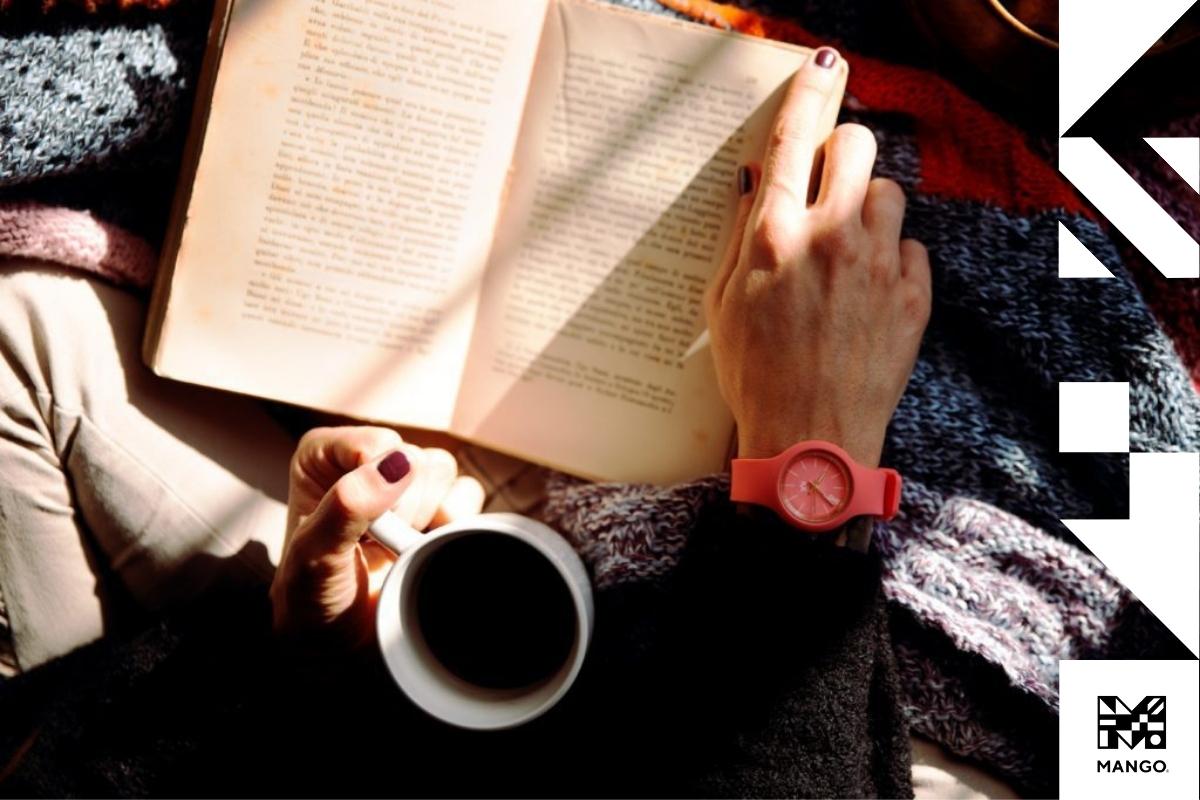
[141, 0, 236, 373]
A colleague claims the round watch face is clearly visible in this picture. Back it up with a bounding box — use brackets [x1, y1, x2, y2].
[779, 449, 852, 524]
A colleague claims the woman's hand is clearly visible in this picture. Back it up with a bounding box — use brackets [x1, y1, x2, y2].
[706, 48, 931, 466]
[269, 426, 484, 649]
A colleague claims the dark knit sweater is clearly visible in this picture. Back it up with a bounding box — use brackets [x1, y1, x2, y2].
[0, 505, 912, 798]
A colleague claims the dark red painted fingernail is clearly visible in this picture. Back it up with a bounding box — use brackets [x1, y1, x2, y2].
[814, 47, 838, 69]
[737, 165, 753, 195]
[377, 451, 410, 483]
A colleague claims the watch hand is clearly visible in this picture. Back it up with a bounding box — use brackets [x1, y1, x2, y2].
[812, 483, 838, 506]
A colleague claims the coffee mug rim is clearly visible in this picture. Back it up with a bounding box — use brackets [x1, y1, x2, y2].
[375, 512, 593, 730]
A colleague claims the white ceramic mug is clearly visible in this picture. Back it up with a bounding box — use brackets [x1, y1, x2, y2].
[370, 511, 593, 730]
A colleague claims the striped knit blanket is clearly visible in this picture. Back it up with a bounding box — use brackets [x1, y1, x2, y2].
[2, 1, 1198, 795]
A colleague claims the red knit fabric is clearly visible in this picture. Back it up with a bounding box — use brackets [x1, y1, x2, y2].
[0, 0, 179, 12]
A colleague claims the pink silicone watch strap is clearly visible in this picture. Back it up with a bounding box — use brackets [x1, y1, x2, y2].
[730, 441, 902, 532]
[730, 451, 783, 507]
[843, 463, 901, 519]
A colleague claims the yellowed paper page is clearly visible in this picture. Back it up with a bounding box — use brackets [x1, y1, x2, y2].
[453, 0, 838, 483]
[152, 0, 548, 430]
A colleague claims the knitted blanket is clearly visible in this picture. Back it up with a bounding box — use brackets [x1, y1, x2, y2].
[2, 1, 1198, 796]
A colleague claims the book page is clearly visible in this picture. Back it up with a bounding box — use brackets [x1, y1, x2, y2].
[152, 0, 548, 430]
[453, 0, 841, 483]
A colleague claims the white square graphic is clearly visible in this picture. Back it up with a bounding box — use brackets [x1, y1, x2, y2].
[1061, 660, 1199, 799]
[1059, 381, 1130, 453]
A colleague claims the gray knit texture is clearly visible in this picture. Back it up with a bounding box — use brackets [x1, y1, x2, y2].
[0, 2, 211, 238]
[2, 27, 179, 181]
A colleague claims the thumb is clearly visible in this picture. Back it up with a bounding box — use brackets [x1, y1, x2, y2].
[707, 163, 760, 312]
[296, 448, 415, 558]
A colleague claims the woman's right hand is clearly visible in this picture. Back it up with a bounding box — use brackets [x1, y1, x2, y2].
[705, 47, 932, 467]
[269, 426, 484, 650]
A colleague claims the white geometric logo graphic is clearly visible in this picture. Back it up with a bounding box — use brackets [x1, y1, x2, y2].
[1058, 0, 1199, 279]
[1057, 0, 1200, 658]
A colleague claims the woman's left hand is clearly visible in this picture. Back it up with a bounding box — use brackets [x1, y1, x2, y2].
[705, 51, 930, 467]
[269, 426, 484, 650]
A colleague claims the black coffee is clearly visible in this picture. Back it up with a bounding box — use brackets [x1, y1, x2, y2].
[414, 533, 576, 690]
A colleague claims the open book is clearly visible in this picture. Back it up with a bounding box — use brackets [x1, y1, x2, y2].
[145, 0, 846, 483]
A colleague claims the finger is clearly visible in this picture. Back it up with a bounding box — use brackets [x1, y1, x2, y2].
[409, 448, 458, 531]
[291, 426, 404, 495]
[899, 238, 931, 286]
[861, 177, 906, 248]
[430, 475, 486, 528]
[899, 238, 933, 331]
[707, 163, 759, 310]
[292, 448, 415, 558]
[390, 445, 429, 526]
[758, 47, 846, 213]
[816, 124, 878, 221]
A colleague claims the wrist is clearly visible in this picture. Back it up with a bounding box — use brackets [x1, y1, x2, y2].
[736, 425, 883, 467]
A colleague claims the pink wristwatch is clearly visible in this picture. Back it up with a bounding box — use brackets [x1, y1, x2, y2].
[730, 440, 901, 533]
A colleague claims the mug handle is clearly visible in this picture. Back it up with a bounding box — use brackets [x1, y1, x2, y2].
[368, 510, 425, 556]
